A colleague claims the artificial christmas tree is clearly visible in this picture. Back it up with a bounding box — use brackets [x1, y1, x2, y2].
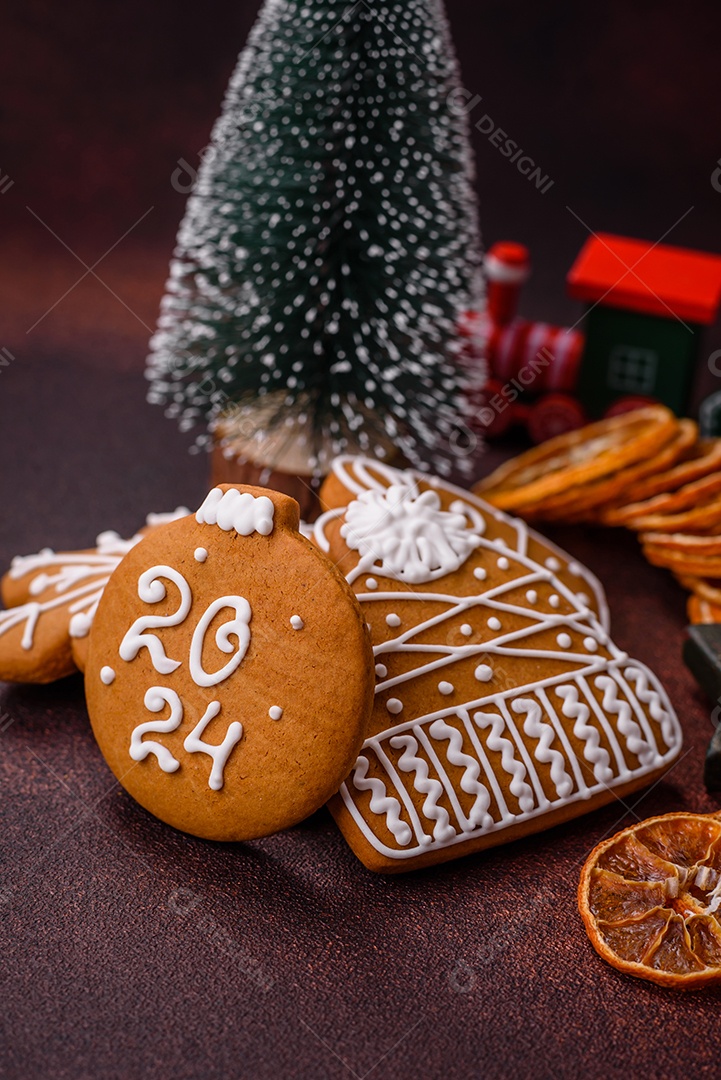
[146, 0, 483, 501]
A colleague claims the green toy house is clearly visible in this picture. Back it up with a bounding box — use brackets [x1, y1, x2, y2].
[567, 233, 721, 417]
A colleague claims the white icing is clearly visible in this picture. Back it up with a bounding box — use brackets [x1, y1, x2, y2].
[438, 681, 454, 695]
[487, 617, 502, 631]
[474, 665, 493, 682]
[119, 566, 191, 674]
[428, 718, 493, 830]
[513, 698, 573, 799]
[145, 507, 190, 527]
[100, 666, 115, 685]
[595, 675, 656, 766]
[474, 567, 487, 581]
[189, 595, 251, 687]
[129, 687, 183, 773]
[182, 700, 243, 790]
[583, 637, 598, 652]
[555, 685, 613, 784]
[194, 548, 208, 563]
[557, 633, 572, 649]
[460, 624, 473, 637]
[340, 482, 481, 584]
[196, 487, 274, 536]
[386, 613, 401, 628]
[623, 665, 677, 749]
[545, 558, 561, 572]
[322, 455, 611, 632]
[290, 615, 304, 630]
[268, 706, 283, 720]
[497, 557, 509, 570]
[365, 578, 378, 590]
[386, 698, 403, 714]
[549, 595, 560, 609]
[351, 755, 412, 845]
[375, 664, 388, 677]
[526, 590, 538, 604]
[390, 733, 456, 842]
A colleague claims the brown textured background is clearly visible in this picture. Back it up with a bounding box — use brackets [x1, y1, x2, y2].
[2, 2, 721, 1077]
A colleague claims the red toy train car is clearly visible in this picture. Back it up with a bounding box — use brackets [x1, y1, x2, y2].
[461, 237, 721, 443]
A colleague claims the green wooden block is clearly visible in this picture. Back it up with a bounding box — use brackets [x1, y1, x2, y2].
[575, 304, 700, 418]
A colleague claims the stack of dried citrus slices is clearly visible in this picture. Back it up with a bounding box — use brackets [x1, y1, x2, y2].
[579, 812, 721, 988]
[475, 407, 721, 625]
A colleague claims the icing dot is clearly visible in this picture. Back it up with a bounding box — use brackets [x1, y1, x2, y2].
[386, 698, 403, 714]
[194, 547, 208, 563]
[475, 664, 493, 682]
[438, 681, 454, 695]
[557, 633, 573, 649]
[568, 561, 582, 576]
[460, 624, 473, 636]
[545, 557, 561, 572]
[386, 613, 401, 627]
[549, 594, 560, 609]
[365, 577, 378, 590]
[100, 666, 115, 685]
[375, 663, 388, 678]
[268, 706, 283, 721]
[577, 592, 590, 606]
[290, 615, 304, 630]
[497, 556, 509, 570]
[473, 567, 487, 581]
[487, 617, 502, 631]
[584, 637, 599, 652]
[526, 590, 538, 604]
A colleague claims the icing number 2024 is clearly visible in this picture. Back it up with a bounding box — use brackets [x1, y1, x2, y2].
[117, 564, 251, 790]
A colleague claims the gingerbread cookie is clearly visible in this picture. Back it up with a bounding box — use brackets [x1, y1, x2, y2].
[85, 485, 374, 842]
[0, 509, 189, 683]
[313, 473, 681, 872]
[319, 456, 610, 632]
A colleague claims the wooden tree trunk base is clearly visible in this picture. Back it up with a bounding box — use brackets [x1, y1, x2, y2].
[210, 446, 322, 522]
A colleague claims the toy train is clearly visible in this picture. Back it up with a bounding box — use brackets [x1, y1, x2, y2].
[460, 236, 721, 443]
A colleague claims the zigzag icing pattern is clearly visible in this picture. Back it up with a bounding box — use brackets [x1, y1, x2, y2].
[319, 459, 681, 861]
[473, 709, 535, 813]
[390, 733, 457, 842]
[595, 674, 656, 767]
[428, 718, 493, 830]
[512, 698, 573, 799]
[555, 684, 613, 784]
[623, 665, 677, 749]
[351, 755, 412, 847]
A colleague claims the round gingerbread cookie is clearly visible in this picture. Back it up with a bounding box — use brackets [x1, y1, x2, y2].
[85, 485, 374, 841]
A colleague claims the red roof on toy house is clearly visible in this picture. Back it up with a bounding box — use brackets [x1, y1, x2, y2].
[567, 233, 721, 325]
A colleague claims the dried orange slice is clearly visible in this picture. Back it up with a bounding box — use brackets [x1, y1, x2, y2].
[475, 406, 677, 512]
[627, 493, 721, 534]
[687, 595, 721, 624]
[603, 471, 721, 528]
[522, 418, 694, 521]
[579, 811, 721, 988]
[678, 575, 721, 607]
[641, 532, 721, 556]
[601, 438, 721, 518]
[643, 544, 721, 577]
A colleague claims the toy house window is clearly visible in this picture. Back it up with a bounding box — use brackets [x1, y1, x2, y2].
[606, 346, 658, 395]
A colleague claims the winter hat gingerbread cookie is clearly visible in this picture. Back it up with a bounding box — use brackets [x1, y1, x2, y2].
[85, 485, 374, 842]
[313, 468, 682, 873]
[0, 509, 189, 683]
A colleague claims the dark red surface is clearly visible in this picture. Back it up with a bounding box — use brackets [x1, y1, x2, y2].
[1, 355, 721, 1079]
[3, 2, 721, 1076]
